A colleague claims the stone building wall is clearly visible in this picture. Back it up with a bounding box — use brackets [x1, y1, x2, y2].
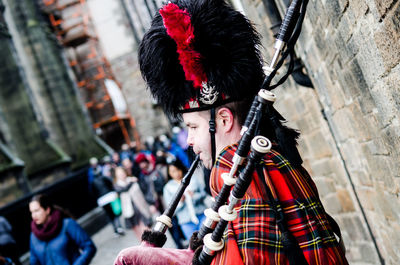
[88, 0, 170, 140]
[240, 0, 400, 264]
[110, 53, 171, 139]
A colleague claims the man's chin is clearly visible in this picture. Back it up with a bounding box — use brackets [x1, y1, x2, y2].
[200, 159, 213, 170]
[203, 164, 212, 170]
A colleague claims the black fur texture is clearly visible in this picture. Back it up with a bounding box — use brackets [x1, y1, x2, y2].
[141, 230, 167, 248]
[189, 231, 203, 250]
[139, 0, 264, 118]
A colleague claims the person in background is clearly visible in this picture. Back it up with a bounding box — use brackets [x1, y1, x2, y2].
[152, 151, 169, 212]
[101, 155, 113, 178]
[134, 153, 158, 215]
[112, 152, 121, 167]
[121, 157, 140, 181]
[89, 160, 125, 236]
[0, 216, 21, 265]
[160, 134, 190, 169]
[113, 167, 150, 239]
[29, 194, 96, 265]
[172, 126, 189, 153]
[129, 141, 137, 155]
[120, 144, 134, 161]
[87, 157, 102, 193]
[163, 158, 207, 241]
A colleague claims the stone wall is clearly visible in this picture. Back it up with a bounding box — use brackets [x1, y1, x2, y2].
[88, 0, 170, 141]
[241, 0, 400, 264]
[110, 53, 171, 139]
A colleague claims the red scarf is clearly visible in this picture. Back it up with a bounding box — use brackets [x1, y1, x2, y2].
[31, 209, 63, 241]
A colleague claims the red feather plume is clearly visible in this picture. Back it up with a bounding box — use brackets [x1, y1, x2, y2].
[160, 3, 207, 89]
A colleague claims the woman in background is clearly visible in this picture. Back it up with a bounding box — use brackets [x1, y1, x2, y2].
[113, 167, 151, 239]
[163, 158, 207, 240]
[29, 194, 96, 265]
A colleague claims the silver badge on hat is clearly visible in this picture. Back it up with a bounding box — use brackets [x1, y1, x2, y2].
[200, 82, 219, 105]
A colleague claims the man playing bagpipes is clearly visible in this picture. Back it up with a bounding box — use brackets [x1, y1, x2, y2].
[114, 0, 349, 264]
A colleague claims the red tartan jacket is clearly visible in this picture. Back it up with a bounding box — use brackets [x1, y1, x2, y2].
[209, 143, 348, 265]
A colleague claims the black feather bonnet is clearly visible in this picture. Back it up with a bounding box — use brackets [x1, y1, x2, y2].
[138, 0, 265, 118]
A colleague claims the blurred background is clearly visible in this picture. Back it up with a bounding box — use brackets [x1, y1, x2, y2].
[0, 0, 399, 264]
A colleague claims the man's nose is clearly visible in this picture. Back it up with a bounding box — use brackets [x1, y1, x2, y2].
[186, 133, 194, 146]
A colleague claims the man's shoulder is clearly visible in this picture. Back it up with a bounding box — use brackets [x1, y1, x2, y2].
[215, 143, 293, 174]
[262, 148, 294, 170]
[215, 143, 237, 170]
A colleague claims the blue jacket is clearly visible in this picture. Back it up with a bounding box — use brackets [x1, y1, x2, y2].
[30, 218, 96, 265]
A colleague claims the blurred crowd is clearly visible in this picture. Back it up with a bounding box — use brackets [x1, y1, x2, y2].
[87, 127, 211, 250]
[0, 127, 212, 265]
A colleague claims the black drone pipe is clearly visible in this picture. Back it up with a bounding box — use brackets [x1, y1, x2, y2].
[142, 155, 200, 247]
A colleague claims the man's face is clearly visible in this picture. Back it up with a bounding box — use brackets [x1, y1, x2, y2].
[183, 111, 213, 169]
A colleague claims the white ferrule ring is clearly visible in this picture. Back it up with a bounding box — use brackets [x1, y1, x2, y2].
[259, 89, 276, 102]
[222, 172, 237, 186]
[155, 215, 172, 228]
[218, 205, 238, 221]
[204, 208, 220, 222]
[203, 233, 224, 252]
[251, 136, 272, 154]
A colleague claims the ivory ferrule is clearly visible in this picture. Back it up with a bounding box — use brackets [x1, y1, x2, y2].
[222, 172, 237, 186]
[258, 89, 276, 103]
[154, 215, 172, 233]
[203, 233, 224, 253]
[218, 205, 238, 221]
[204, 208, 220, 228]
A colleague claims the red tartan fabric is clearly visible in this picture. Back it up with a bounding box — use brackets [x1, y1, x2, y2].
[209, 144, 348, 265]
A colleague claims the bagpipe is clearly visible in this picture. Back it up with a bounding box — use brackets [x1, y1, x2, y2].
[114, 0, 310, 264]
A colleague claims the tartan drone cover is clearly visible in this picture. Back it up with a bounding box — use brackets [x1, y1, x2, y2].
[209, 144, 348, 265]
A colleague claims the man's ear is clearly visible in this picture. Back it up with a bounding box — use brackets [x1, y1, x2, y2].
[216, 107, 234, 133]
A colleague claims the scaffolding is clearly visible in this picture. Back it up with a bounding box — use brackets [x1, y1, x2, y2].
[39, 0, 140, 150]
